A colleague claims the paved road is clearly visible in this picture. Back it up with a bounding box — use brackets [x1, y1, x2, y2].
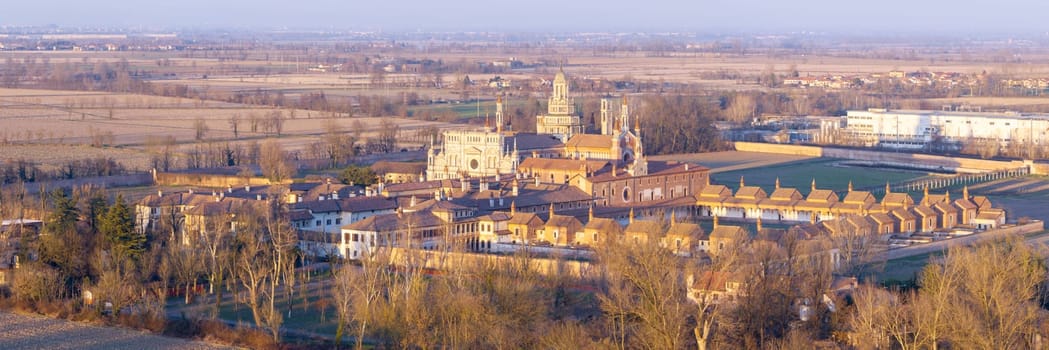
[871, 224, 1047, 262]
[0, 311, 238, 350]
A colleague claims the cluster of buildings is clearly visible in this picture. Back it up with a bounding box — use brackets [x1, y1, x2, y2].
[1001, 78, 1049, 90]
[782, 70, 975, 90]
[840, 108, 1049, 150]
[133, 71, 1009, 265]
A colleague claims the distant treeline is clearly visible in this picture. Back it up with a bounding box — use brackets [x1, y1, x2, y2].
[1, 158, 127, 185]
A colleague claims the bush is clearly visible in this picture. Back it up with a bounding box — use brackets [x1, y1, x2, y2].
[12, 264, 62, 304]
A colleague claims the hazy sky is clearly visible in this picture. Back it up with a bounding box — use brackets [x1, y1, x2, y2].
[5, 0, 1049, 34]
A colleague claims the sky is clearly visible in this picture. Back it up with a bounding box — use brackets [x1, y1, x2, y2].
[5, 0, 1049, 34]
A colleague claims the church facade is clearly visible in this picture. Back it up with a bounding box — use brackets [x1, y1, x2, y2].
[426, 70, 666, 192]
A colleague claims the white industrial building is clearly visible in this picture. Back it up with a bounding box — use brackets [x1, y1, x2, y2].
[844, 108, 1049, 150]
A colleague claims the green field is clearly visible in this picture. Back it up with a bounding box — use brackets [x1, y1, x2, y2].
[711, 158, 931, 194]
[409, 100, 530, 121]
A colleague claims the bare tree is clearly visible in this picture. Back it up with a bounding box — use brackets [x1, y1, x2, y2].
[193, 117, 209, 141]
[726, 94, 757, 124]
[228, 113, 241, 139]
[374, 119, 399, 153]
[259, 139, 292, 182]
[234, 218, 273, 330]
[597, 236, 690, 350]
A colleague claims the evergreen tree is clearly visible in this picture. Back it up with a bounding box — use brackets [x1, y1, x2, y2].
[100, 195, 145, 263]
[339, 165, 377, 186]
[85, 191, 108, 233]
[42, 189, 77, 235]
[38, 189, 88, 292]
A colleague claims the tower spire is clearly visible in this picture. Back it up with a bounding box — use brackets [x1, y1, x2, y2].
[496, 95, 504, 133]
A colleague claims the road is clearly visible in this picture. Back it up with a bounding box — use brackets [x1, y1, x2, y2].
[869, 223, 1046, 263]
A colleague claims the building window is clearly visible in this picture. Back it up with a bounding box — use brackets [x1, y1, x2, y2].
[315, 220, 322, 226]
[335, 218, 342, 225]
[326, 219, 332, 225]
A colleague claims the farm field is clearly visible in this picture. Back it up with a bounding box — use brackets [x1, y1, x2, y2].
[0, 311, 235, 350]
[0, 88, 459, 170]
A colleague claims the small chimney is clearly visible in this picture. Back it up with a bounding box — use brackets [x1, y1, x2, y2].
[245, 185, 251, 192]
[410, 195, 417, 207]
[298, 196, 303, 203]
[256, 194, 262, 201]
[157, 190, 163, 197]
[512, 178, 519, 196]
[227, 184, 233, 193]
[332, 191, 339, 200]
[188, 189, 194, 194]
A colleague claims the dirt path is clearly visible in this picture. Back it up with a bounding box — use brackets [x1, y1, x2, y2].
[0, 311, 237, 350]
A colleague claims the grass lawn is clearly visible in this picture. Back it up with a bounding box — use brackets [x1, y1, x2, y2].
[711, 158, 930, 194]
[410, 100, 497, 120]
[873, 251, 942, 284]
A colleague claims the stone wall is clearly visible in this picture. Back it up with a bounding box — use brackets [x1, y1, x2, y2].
[153, 171, 286, 188]
[387, 247, 598, 280]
